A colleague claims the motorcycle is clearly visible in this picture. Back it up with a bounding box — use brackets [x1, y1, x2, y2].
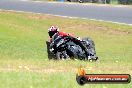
[46, 33, 98, 61]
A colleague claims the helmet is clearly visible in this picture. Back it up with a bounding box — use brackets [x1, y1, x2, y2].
[48, 26, 59, 38]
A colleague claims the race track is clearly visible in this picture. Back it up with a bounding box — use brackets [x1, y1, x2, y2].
[0, 0, 132, 25]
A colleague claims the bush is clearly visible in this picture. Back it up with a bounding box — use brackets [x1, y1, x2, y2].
[128, 0, 132, 4]
[118, 0, 132, 4]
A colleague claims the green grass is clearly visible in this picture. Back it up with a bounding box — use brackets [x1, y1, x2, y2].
[0, 10, 132, 88]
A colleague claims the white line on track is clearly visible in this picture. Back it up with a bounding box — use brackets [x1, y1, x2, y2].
[1, 9, 132, 26]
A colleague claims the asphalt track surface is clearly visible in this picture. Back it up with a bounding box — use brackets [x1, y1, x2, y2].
[0, 0, 132, 25]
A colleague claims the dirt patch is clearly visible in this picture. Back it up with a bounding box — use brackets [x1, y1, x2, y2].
[0, 10, 17, 14]
[62, 24, 108, 31]
[108, 30, 132, 35]
[0, 66, 76, 74]
[27, 14, 52, 20]
[64, 23, 132, 35]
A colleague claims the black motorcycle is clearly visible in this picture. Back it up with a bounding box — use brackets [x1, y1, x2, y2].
[46, 33, 98, 61]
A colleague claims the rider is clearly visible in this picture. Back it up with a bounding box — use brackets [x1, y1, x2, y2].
[48, 26, 73, 42]
[48, 26, 90, 59]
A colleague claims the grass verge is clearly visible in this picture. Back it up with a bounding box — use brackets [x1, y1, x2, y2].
[0, 10, 132, 88]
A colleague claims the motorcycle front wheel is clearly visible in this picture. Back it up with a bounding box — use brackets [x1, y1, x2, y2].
[56, 51, 69, 60]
